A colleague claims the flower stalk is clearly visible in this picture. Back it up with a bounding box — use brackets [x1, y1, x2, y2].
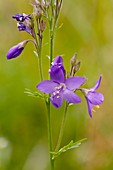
[32, 16, 44, 81]
[47, 1, 56, 169]
[33, 29, 44, 81]
[46, 99, 54, 170]
[55, 102, 68, 151]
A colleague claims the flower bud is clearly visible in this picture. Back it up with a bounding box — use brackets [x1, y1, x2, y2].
[32, 1, 43, 19]
[40, 20, 46, 32]
[70, 53, 77, 66]
[73, 61, 81, 75]
[70, 53, 81, 75]
[6, 40, 28, 59]
[33, 5, 43, 19]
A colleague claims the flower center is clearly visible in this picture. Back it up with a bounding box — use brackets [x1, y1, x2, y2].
[52, 83, 66, 98]
[55, 83, 66, 91]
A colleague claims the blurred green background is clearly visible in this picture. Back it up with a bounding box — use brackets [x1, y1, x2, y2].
[0, 0, 113, 170]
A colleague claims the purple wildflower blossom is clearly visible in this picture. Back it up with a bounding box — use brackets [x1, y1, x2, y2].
[37, 56, 86, 108]
[6, 40, 28, 59]
[17, 22, 32, 35]
[12, 13, 31, 22]
[12, 13, 32, 35]
[81, 75, 104, 118]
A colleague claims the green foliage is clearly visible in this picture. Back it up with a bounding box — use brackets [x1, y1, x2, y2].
[24, 88, 48, 99]
[51, 138, 87, 160]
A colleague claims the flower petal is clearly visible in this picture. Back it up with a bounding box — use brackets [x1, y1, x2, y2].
[12, 13, 31, 22]
[50, 93, 63, 108]
[36, 80, 58, 94]
[63, 89, 81, 103]
[87, 91, 104, 105]
[85, 97, 93, 118]
[65, 76, 86, 90]
[50, 65, 65, 83]
[90, 75, 102, 91]
[53, 56, 63, 65]
[17, 22, 32, 35]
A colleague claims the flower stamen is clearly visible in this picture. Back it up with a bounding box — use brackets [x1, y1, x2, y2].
[95, 105, 100, 109]
[92, 105, 100, 113]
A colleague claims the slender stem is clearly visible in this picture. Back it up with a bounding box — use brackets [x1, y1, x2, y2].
[46, 100, 54, 170]
[46, 1, 56, 169]
[38, 37, 43, 81]
[32, 26, 43, 81]
[49, 0, 55, 66]
[49, 20, 54, 66]
[46, 0, 63, 168]
[50, 32, 54, 65]
[53, 0, 63, 33]
[55, 102, 68, 151]
[37, 17, 44, 81]
[51, 0, 54, 19]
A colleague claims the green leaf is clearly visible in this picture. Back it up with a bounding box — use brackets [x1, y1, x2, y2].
[51, 138, 87, 160]
[24, 88, 47, 99]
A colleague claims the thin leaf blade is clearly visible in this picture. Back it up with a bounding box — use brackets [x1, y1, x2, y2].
[51, 138, 87, 160]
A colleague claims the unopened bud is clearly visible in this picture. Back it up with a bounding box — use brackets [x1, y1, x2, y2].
[70, 53, 77, 66]
[6, 40, 28, 59]
[40, 20, 46, 32]
[34, 6, 43, 18]
[73, 61, 81, 75]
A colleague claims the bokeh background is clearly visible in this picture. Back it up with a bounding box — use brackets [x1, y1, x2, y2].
[0, 0, 113, 170]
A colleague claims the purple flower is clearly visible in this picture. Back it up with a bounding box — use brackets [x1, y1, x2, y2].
[12, 13, 31, 22]
[81, 75, 104, 117]
[6, 40, 28, 59]
[12, 13, 32, 35]
[37, 56, 86, 108]
[17, 22, 32, 35]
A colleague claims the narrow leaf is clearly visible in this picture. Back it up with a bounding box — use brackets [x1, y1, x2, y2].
[51, 138, 87, 160]
[24, 88, 47, 99]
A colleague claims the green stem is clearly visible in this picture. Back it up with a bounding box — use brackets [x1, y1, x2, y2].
[50, 32, 54, 65]
[38, 37, 43, 81]
[51, 0, 54, 19]
[32, 27, 43, 81]
[46, 1, 59, 169]
[46, 2, 55, 169]
[55, 102, 68, 151]
[49, 0, 55, 66]
[46, 100, 54, 170]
